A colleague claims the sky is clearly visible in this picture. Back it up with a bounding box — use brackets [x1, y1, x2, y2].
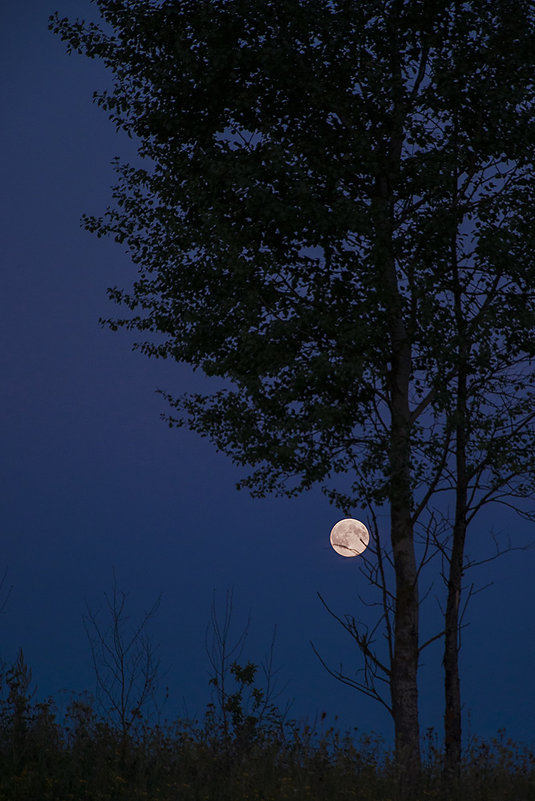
[1, 0, 534, 750]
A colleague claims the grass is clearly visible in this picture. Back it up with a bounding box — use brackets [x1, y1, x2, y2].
[0, 646, 533, 800]
[0, 686, 534, 800]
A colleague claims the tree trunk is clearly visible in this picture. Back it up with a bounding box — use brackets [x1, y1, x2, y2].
[444, 510, 466, 776]
[444, 238, 468, 776]
[374, 168, 421, 789]
[389, 331, 421, 790]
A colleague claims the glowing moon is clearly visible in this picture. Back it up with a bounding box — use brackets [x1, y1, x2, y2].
[330, 518, 369, 557]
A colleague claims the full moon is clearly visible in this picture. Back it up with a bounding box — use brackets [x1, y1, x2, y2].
[330, 518, 370, 557]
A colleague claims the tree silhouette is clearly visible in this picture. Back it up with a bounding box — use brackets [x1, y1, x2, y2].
[84, 572, 161, 743]
[51, 0, 535, 787]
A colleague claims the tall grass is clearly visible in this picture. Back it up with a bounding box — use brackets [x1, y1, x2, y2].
[0, 653, 533, 801]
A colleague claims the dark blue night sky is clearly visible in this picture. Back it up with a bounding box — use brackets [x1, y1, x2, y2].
[1, 0, 534, 749]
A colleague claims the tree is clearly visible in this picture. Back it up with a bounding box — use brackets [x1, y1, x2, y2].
[84, 573, 161, 741]
[51, 0, 535, 787]
[434, 248, 535, 775]
[0, 649, 35, 771]
[205, 589, 288, 754]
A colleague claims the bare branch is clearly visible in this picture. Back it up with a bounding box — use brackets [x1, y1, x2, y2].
[84, 570, 161, 734]
[316, 592, 391, 678]
[309, 640, 393, 716]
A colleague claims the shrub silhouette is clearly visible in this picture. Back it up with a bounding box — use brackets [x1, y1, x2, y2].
[0, 649, 533, 801]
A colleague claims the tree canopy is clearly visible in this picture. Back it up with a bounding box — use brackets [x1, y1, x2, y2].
[52, 0, 535, 502]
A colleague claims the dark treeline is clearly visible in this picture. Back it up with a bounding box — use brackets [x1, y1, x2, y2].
[0, 647, 533, 801]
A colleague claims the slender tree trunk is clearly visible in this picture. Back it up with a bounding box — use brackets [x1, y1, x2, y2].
[444, 505, 466, 776]
[374, 168, 421, 789]
[389, 324, 421, 789]
[444, 233, 468, 776]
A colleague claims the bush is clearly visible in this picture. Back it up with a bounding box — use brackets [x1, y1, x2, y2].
[0, 653, 533, 800]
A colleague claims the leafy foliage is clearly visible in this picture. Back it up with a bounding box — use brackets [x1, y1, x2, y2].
[49, 0, 535, 508]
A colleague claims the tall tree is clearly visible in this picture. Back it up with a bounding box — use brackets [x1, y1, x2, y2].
[427, 7, 535, 770]
[438, 202, 535, 774]
[51, 0, 535, 784]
